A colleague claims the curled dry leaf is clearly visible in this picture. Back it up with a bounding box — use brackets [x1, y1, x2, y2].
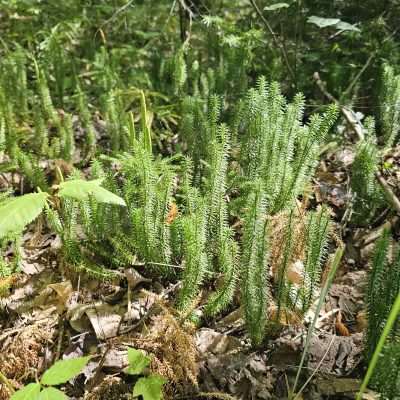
[67, 302, 124, 340]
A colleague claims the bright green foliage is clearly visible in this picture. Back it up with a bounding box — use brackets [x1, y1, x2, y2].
[351, 133, 384, 224]
[10, 383, 41, 400]
[0, 0, 398, 374]
[33, 103, 49, 156]
[76, 87, 96, 160]
[365, 230, 400, 399]
[58, 179, 126, 206]
[204, 227, 238, 316]
[121, 148, 175, 265]
[274, 206, 331, 320]
[132, 375, 167, 400]
[15, 150, 49, 191]
[380, 64, 400, 148]
[177, 196, 208, 311]
[124, 348, 151, 375]
[0, 54, 338, 346]
[366, 230, 393, 358]
[37, 387, 68, 400]
[40, 356, 91, 386]
[0, 178, 125, 282]
[301, 206, 331, 311]
[0, 192, 49, 239]
[241, 181, 269, 345]
[350, 72, 400, 224]
[123, 347, 166, 400]
[140, 91, 152, 154]
[239, 78, 338, 214]
[203, 124, 238, 315]
[370, 342, 400, 399]
[180, 94, 222, 179]
[60, 113, 75, 162]
[10, 356, 90, 400]
[36, 65, 57, 124]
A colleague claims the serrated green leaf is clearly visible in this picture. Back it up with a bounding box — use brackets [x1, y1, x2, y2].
[124, 348, 151, 375]
[41, 356, 91, 386]
[58, 179, 126, 206]
[307, 16, 340, 28]
[10, 383, 41, 400]
[132, 375, 166, 400]
[37, 387, 68, 400]
[264, 2, 290, 11]
[0, 192, 48, 239]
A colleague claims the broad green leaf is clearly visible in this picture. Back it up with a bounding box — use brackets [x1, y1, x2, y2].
[132, 375, 166, 400]
[10, 383, 41, 400]
[336, 21, 360, 32]
[307, 16, 340, 28]
[124, 348, 151, 375]
[58, 179, 126, 206]
[0, 192, 48, 239]
[41, 356, 91, 386]
[37, 387, 68, 400]
[264, 3, 290, 11]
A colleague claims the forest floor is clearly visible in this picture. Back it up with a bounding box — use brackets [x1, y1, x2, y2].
[0, 126, 393, 400]
[1, 3, 399, 399]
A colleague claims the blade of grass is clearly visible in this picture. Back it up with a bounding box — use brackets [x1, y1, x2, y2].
[356, 291, 400, 400]
[293, 335, 336, 400]
[290, 245, 344, 398]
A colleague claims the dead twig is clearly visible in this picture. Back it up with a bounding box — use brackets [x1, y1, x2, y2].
[361, 216, 399, 246]
[313, 72, 364, 141]
[375, 171, 400, 214]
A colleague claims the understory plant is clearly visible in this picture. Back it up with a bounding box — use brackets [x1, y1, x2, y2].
[0, 177, 126, 289]
[8, 355, 91, 400]
[365, 229, 400, 399]
[0, 44, 339, 346]
[124, 347, 167, 400]
[350, 64, 400, 225]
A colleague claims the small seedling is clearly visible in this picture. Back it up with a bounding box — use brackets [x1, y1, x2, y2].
[10, 356, 91, 400]
[124, 347, 167, 400]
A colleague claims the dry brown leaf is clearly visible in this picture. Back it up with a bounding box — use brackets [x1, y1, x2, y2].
[68, 302, 123, 340]
[165, 202, 178, 224]
[335, 311, 350, 336]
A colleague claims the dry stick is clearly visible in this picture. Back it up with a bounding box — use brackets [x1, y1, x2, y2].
[362, 216, 399, 246]
[249, 0, 295, 81]
[375, 171, 400, 214]
[313, 72, 364, 141]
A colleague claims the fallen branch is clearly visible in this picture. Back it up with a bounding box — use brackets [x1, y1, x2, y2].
[361, 215, 399, 246]
[313, 72, 364, 141]
[375, 171, 400, 214]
